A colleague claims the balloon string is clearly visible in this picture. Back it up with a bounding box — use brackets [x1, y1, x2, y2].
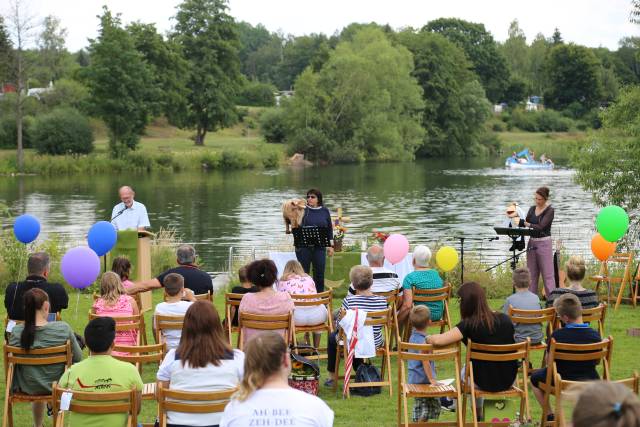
[75, 291, 80, 320]
[9, 247, 28, 317]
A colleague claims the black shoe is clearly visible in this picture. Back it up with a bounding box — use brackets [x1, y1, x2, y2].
[547, 413, 555, 422]
[440, 397, 455, 412]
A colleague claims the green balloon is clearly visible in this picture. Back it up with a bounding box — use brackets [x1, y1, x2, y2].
[595, 205, 629, 242]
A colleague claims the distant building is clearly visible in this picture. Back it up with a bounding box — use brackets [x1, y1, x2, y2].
[275, 90, 294, 106]
[493, 102, 508, 114]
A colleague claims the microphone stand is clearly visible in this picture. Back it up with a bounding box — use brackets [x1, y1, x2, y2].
[452, 236, 500, 284]
[105, 206, 128, 273]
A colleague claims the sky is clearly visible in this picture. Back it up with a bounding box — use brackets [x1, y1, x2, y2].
[1, 0, 637, 52]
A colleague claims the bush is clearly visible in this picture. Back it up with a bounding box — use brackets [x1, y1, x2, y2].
[507, 108, 575, 132]
[33, 108, 94, 155]
[236, 81, 277, 107]
[40, 78, 91, 113]
[259, 108, 289, 143]
[0, 115, 35, 149]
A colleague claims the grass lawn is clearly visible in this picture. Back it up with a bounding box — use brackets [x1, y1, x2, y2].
[1, 283, 638, 427]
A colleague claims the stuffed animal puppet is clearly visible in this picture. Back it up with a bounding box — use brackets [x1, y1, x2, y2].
[282, 199, 306, 234]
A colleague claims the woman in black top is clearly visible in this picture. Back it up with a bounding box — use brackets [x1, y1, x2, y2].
[520, 186, 556, 297]
[293, 189, 333, 292]
[427, 282, 517, 398]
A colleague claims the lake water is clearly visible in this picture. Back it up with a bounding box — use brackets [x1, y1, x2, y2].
[1, 158, 598, 271]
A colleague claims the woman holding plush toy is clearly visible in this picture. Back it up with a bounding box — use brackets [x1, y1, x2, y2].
[293, 188, 334, 293]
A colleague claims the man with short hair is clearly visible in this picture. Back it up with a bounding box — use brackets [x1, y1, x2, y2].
[111, 185, 150, 231]
[4, 252, 68, 320]
[127, 245, 213, 296]
[59, 317, 143, 427]
[153, 273, 195, 350]
[350, 244, 402, 297]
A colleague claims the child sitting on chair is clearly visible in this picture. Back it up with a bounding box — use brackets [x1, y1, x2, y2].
[409, 305, 441, 422]
[154, 273, 196, 350]
[502, 267, 543, 344]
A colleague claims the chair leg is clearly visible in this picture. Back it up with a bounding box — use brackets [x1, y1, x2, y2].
[402, 391, 409, 427]
[470, 385, 479, 427]
[461, 392, 468, 426]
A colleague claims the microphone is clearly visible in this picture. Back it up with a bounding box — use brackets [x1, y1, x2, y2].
[111, 205, 128, 222]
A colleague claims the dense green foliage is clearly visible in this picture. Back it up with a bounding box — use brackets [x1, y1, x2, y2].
[0, 115, 33, 149]
[173, 0, 242, 146]
[259, 107, 288, 143]
[284, 28, 424, 162]
[85, 7, 156, 157]
[504, 109, 575, 132]
[236, 80, 276, 106]
[0, 16, 13, 84]
[33, 107, 93, 155]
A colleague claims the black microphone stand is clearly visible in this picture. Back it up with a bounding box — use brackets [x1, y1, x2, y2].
[104, 206, 127, 272]
[452, 236, 500, 284]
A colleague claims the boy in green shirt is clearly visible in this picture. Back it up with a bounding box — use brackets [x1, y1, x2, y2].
[59, 317, 143, 427]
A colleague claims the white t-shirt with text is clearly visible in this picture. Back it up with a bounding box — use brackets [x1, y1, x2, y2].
[220, 387, 334, 427]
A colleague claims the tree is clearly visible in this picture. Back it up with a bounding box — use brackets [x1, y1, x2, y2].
[284, 27, 425, 162]
[614, 37, 640, 84]
[37, 15, 67, 83]
[277, 33, 330, 90]
[0, 16, 13, 84]
[551, 27, 563, 45]
[396, 30, 491, 156]
[544, 43, 602, 112]
[423, 18, 510, 103]
[173, 0, 242, 146]
[528, 33, 550, 95]
[85, 7, 156, 157]
[127, 22, 188, 126]
[501, 19, 529, 80]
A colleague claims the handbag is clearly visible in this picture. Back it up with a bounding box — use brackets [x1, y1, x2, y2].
[288, 345, 320, 395]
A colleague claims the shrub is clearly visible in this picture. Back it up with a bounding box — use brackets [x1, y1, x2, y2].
[259, 108, 289, 143]
[0, 115, 35, 149]
[535, 110, 572, 132]
[236, 81, 277, 107]
[33, 108, 94, 155]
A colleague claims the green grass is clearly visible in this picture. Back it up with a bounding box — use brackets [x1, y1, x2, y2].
[1, 284, 639, 427]
[496, 131, 586, 161]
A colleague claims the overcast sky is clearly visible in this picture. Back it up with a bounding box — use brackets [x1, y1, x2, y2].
[2, 0, 637, 52]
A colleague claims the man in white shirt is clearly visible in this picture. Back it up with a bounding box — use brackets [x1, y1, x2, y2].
[111, 186, 151, 231]
[350, 244, 403, 297]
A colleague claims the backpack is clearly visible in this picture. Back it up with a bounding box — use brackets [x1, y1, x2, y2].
[350, 362, 381, 396]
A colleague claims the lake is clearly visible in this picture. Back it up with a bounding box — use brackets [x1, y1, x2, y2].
[1, 158, 598, 271]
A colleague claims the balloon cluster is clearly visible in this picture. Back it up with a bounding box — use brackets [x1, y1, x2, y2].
[382, 233, 459, 272]
[13, 214, 118, 289]
[590, 205, 629, 261]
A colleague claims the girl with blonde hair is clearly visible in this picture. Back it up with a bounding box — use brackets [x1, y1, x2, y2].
[546, 255, 598, 309]
[220, 332, 333, 427]
[573, 381, 640, 427]
[92, 271, 139, 352]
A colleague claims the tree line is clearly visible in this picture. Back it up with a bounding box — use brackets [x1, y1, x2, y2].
[1, 0, 639, 167]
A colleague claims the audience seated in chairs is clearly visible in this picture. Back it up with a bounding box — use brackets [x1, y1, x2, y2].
[4, 252, 69, 321]
[277, 260, 328, 348]
[531, 293, 602, 423]
[238, 259, 294, 347]
[572, 381, 640, 427]
[220, 331, 334, 427]
[58, 317, 143, 427]
[325, 265, 388, 387]
[229, 265, 258, 327]
[7, 288, 82, 427]
[546, 256, 599, 309]
[157, 301, 244, 427]
[427, 281, 518, 421]
[503, 267, 544, 344]
[399, 245, 445, 326]
[92, 272, 139, 352]
[154, 273, 195, 350]
[348, 244, 403, 297]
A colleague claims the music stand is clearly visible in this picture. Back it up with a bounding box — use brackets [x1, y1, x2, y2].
[292, 226, 332, 247]
[487, 227, 540, 273]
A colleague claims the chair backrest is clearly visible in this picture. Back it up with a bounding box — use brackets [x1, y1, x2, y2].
[4, 340, 72, 369]
[372, 289, 400, 307]
[398, 340, 462, 365]
[88, 311, 142, 333]
[238, 311, 293, 349]
[548, 337, 613, 380]
[154, 314, 185, 344]
[224, 293, 244, 322]
[412, 284, 451, 303]
[157, 383, 236, 426]
[581, 303, 607, 330]
[615, 372, 639, 395]
[597, 252, 633, 278]
[466, 339, 531, 365]
[508, 305, 556, 338]
[112, 343, 166, 371]
[52, 381, 138, 426]
[290, 290, 333, 307]
[362, 308, 392, 328]
[194, 291, 213, 302]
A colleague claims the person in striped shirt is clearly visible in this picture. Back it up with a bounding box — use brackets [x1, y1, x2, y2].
[325, 265, 387, 387]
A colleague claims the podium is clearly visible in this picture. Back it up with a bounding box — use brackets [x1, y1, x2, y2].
[110, 230, 154, 312]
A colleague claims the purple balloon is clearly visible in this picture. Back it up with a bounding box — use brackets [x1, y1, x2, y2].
[61, 246, 100, 289]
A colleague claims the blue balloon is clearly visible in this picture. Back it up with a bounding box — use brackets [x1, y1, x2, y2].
[87, 221, 117, 256]
[13, 214, 41, 244]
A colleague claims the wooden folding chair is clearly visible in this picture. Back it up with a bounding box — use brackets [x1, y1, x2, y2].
[508, 305, 556, 367]
[374, 289, 401, 351]
[238, 311, 296, 351]
[403, 285, 452, 341]
[194, 290, 213, 303]
[590, 252, 634, 310]
[616, 371, 639, 395]
[112, 343, 166, 400]
[397, 341, 464, 427]
[89, 312, 143, 346]
[153, 314, 185, 352]
[157, 383, 236, 427]
[3, 341, 73, 427]
[462, 339, 532, 427]
[539, 337, 613, 427]
[290, 290, 333, 358]
[224, 293, 245, 345]
[52, 381, 139, 427]
[333, 307, 393, 397]
[552, 303, 607, 336]
[93, 293, 147, 344]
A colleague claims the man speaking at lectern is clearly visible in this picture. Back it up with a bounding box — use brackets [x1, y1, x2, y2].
[111, 186, 150, 231]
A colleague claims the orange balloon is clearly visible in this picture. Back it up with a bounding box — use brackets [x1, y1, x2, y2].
[591, 233, 616, 261]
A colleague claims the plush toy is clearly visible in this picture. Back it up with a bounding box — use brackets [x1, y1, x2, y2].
[282, 199, 306, 234]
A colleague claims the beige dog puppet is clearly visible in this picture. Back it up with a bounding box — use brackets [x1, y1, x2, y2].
[282, 199, 306, 234]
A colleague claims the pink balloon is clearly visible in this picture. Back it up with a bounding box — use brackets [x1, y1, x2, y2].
[383, 234, 409, 265]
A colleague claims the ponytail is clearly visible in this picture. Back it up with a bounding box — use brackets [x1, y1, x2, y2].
[21, 288, 49, 351]
[235, 332, 287, 402]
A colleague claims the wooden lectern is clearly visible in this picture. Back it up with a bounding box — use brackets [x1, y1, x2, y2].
[110, 230, 155, 312]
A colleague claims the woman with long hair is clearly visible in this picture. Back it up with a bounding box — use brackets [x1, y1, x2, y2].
[8, 288, 82, 427]
[427, 281, 517, 417]
[157, 301, 244, 427]
[92, 271, 139, 351]
[220, 332, 334, 427]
